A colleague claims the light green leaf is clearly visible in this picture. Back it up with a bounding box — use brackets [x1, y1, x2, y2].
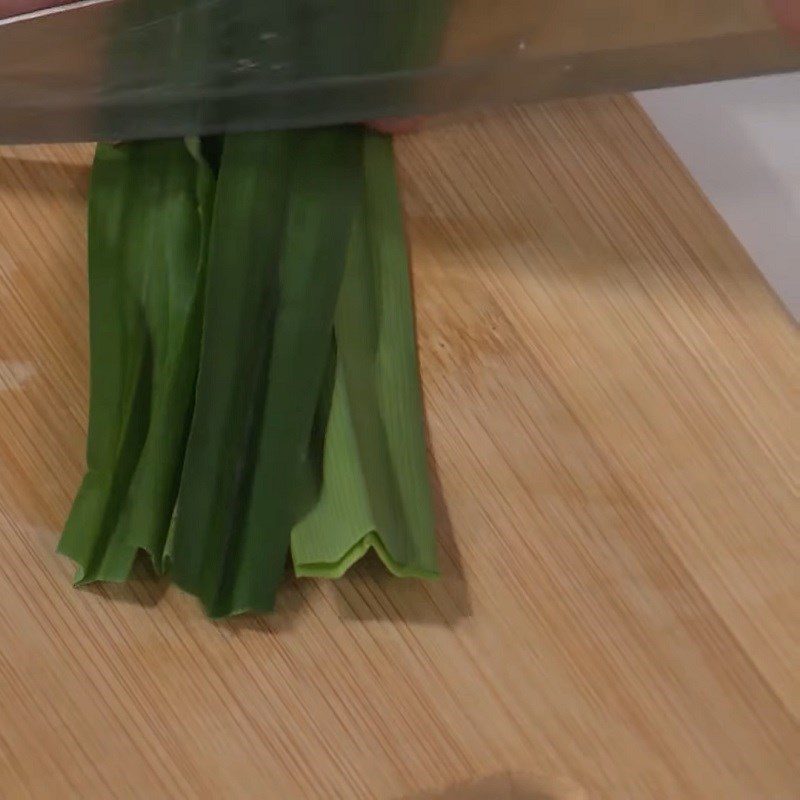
[291, 133, 438, 580]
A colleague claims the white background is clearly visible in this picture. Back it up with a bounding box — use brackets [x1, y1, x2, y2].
[638, 73, 800, 318]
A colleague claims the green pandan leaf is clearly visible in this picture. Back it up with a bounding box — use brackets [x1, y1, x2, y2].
[58, 139, 215, 582]
[165, 131, 294, 606]
[169, 127, 365, 617]
[291, 133, 438, 580]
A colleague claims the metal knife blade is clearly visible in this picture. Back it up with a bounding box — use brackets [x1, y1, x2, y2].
[1, 0, 799, 143]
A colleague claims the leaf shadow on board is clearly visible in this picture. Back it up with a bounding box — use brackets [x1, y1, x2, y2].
[402, 770, 588, 800]
[334, 454, 472, 627]
[79, 553, 170, 609]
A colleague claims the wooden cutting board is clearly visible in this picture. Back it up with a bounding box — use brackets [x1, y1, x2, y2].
[0, 96, 797, 800]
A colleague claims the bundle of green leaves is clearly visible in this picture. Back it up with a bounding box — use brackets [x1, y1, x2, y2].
[58, 129, 439, 616]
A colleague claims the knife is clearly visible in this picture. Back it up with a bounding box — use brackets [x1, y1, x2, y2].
[2, 0, 799, 143]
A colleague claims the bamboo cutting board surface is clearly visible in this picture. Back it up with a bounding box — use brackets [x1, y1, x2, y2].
[0, 96, 798, 799]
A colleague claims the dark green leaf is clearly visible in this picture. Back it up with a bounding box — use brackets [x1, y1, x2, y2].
[170, 127, 365, 616]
